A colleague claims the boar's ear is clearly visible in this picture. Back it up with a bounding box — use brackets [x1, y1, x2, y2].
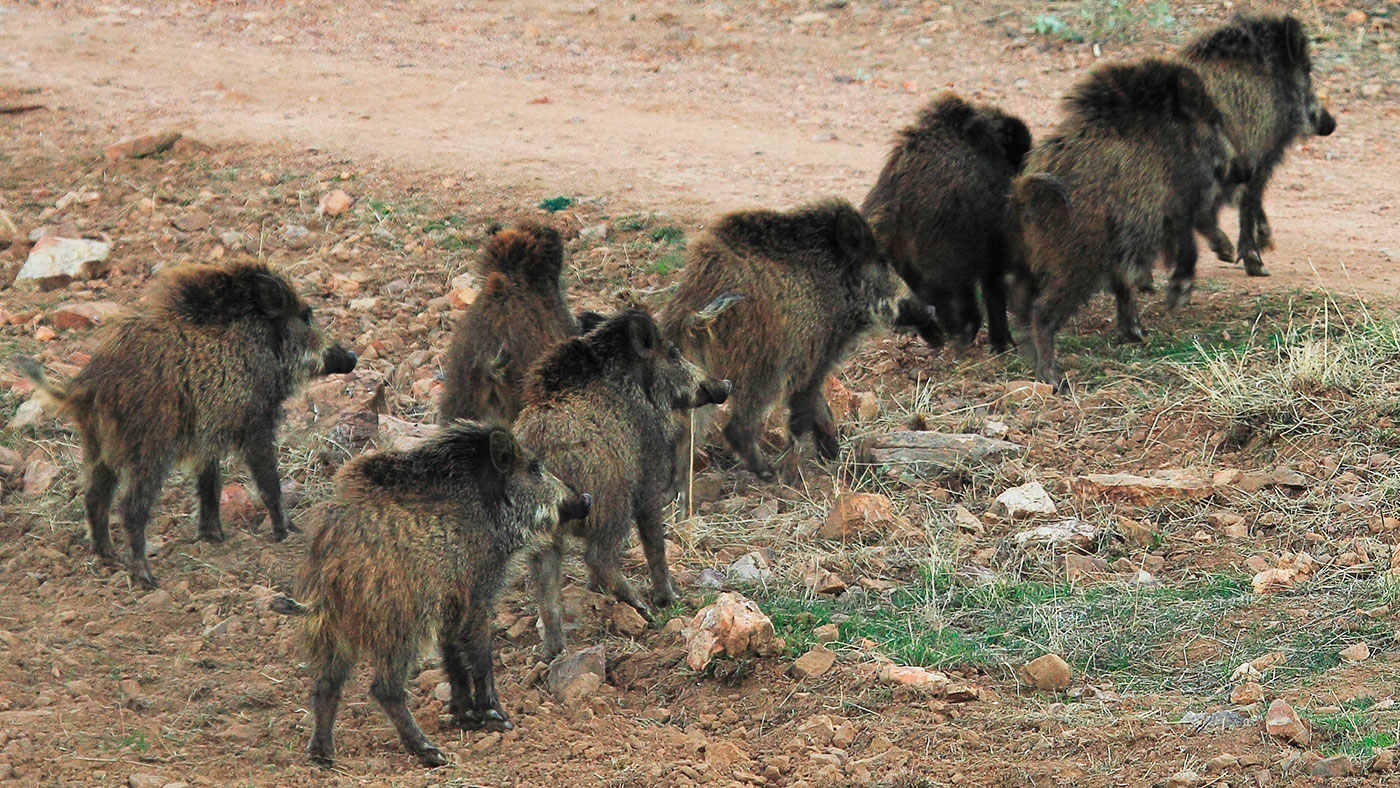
[488, 428, 515, 474]
[252, 273, 292, 318]
[625, 312, 657, 359]
[834, 207, 873, 263]
[1173, 69, 1211, 121]
[1282, 16, 1307, 66]
[999, 116, 1033, 170]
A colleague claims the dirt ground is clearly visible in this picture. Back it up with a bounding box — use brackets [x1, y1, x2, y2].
[2, 1, 1399, 787]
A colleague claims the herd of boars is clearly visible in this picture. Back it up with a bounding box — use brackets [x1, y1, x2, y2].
[14, 14, 1335, 768]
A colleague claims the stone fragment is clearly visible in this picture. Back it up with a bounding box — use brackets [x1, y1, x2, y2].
[727, 551, 772, 583]
[991, 481, 1056, 519]
[1070, 469, 1212, 506]
[1013, 518, 1098, 550]
[105, 131, 181, 161]
[1265, 699, 1310, 747]
[791, 646, 836, 679]
[820, 492, 896, 540]
[611, 604, 648, 637]
[50, 301, 123, 329]
[1002, 380, 1054, 403]
[1231, 681, 1264, 705]
[1339, 642, 1370, 663]
[1308, 755, 1353, 778]
[546, 644, 606, 703]
[859, 431, 1024, 477]
[16, 237, 112, 291]
[879, 664, 950, 692]
[682, 592, 783, 671]
[318, 189, 354, 217]
[1020, 654, 1072, 691]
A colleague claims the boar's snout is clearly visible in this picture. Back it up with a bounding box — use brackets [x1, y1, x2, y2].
[1313, 108, 1336, 137]
[559, 491, 592, 522]
[321, 344, 358, 376]
[699, 379, 732, 406]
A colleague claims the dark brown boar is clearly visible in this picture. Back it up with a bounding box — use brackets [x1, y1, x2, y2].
[272, 422, 590, 767]
[861, 92, 1032, 352]
[17, 261, 355, 589]
[1009, 58, 1247, 392]
[1182, 13, 1336, 277]
[514, 310, 729, 659]
[439, 222, 578, 425]
[659, 199, 898, 480]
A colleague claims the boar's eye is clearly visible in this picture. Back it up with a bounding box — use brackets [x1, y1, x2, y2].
[300, 305, 313, 322]
[528, 459, 542, 477]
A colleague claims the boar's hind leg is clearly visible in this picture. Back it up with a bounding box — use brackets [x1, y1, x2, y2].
[1109, 271, 1146, 344]
[242, 426, 291, 540]
[787, 382, 838, 461]
[584, 523, 652, 621]
[1237, 185, 1269, 277]
[370, 649, 447, 767]
[1254, 204, 1273, 250]
[1195, 200, 1235, 263]
[84, 460, 119, 565]
[637, 503, 678, 609]
[463, 579, 512, 730]
[982, 271, 1015, 353]
[530, 530, 568, 660]
[308, 654, 350, 767]
[120, 461, 170, 590]
[1164, 220, 1199, 311]
[195, 459, 224, 543]
[438, 598, 476, 727]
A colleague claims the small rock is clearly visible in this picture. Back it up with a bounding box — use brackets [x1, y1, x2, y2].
[952, 505, 984, 533]
[1020, 654, 1072, 691]
[820, 492, 896, 540]
[579, 223, 608, 243]
[791, 646, 836, 679]
[1014, 518, 1098, 550]
[879, 664, 949, 692]
[1205, 754, 1239, 774]
[318, 189, 354, 218]
[813, 623, 840, 643]
[1231, 681, 1264, 705]
[981, 419, 1009, 439]
[546, 644, 606, 703]
[991, 481, 1056, 519]
[1265, 699, 1310, 747]
[1344, 10, 1368, 25]
[682, 592, 783, 671]
[171, 211, 211, 232]
[1308, 755, 1353, 778]
[105, 131, 181, 161]
[611, 603, 649, 637]
[1236, 466, 1309, 492]
[1182, 709, 1250, 731]
[854, 391, 878, 421]
[706, 739, 751, 769]
[22, 460, 60, 497]
[1372, 749, 1395, 772]
[219, 484, 261, 523]
[858, 431, 1024, 477]
[727, 551, 772, 583]
[16, 237, 112, 291]
[50, 301, 123, 329]
[1002, 380, 1054, 402]
[694, 568, 727, 589]
[801, 558, 847, 595]
[1167, 769, 1201, 788]
[128, 774, 167, 788]
[1064, 554, 1110, 582]
[1339, 642, 1370, 663]
[7, 397, 46, 430]
[1070, 470, 1212, 506]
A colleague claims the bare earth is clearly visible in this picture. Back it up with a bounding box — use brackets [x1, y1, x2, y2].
[2, 2, 1399, 788]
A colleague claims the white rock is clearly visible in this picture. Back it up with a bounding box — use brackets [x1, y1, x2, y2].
[16, 237, 112, 291]
[7, 397, 46, 430]
[991, 481, 1057, 519]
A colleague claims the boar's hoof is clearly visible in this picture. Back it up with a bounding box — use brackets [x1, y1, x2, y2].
[308, 741, 335, 768]
[130, 560, 159, 591]
[1164, 279, 1193, 311]
[458, 708, 513, 732]
[1242, 254, 1270, 277]
[412, 743, 450, 767]
[1118, 324, 1146, 344]
[815, 432, 840, 461]
[198, 522, 226, 543]
[651, 581, 680, 609]
[751, 463, 777, 483]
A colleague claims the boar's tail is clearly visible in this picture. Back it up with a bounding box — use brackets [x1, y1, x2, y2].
[14, 355, 70, 411]
[269, 593, 312, 616]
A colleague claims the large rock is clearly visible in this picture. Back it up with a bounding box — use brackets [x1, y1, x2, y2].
[546, 644, 606, 703]
[991, 481, 1056, 519]
[820, 492, 896, 540]
[1070, 469, 1212, 506]
[1013, 518, 1098, 550]
[1020, 653, 1072, 691]
[682, 592, 784, 671]
[1265, 699, 1310, 747]
[15, 237, 112, 291]
[858, 431, 1024, 477]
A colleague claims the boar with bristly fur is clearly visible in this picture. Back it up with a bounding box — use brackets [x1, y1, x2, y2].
[660, 199, 898, 481]
[514, 310, 729, 659]
[1009, 58, 1250, 392]
[272, 422, 589, 768]
[440, 222, 578, 425]
[17, 261, 356, 589]
[862, 92, 1032, 352]
[1180, 13, 1336, 277]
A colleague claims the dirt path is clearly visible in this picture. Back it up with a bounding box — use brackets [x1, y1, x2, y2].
[4, 2, 1397, 297]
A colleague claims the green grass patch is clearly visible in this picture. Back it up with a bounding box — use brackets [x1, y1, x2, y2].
[1304, 704, 1399, 760]
[538, 196, 574, 213]
[647, 250, 685, 276]
[650, 225, 684, 244]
